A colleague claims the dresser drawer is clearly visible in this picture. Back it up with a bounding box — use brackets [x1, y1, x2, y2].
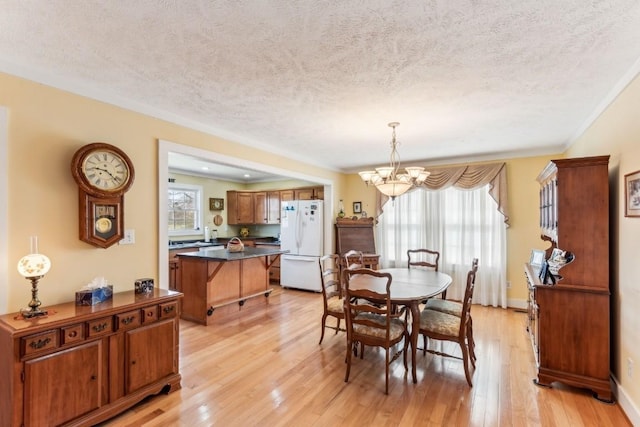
[61, 323, 85, 345]
[87, 317, 113, 338]
[159, 301, 178, 319]
[21, 330, 58, 357]
[142, 306, 158, 323]
[115, 310, 141, 331]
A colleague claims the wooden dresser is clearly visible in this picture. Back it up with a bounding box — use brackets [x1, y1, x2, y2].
[525, 155, 611, 401]
[0, 289, 182, 427]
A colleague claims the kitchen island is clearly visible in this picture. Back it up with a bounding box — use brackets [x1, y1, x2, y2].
[176, 246, 288, 325]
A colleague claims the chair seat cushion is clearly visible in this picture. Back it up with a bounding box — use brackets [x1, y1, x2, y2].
[353, 313, 405, 340]
[419, 309, 461, 337]
[424, 299, 462, 317]
[327, 296, 344, 315]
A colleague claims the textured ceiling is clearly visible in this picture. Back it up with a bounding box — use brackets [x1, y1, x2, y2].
[1, 1, 640, 174]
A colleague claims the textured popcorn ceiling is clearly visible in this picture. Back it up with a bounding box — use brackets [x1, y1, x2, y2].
[1, 1, 640, 173]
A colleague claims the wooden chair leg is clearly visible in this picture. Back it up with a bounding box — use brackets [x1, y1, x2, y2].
[345, 339, 353, 382]
[319, 314, 327, 344]
[460, 338, 473, 387]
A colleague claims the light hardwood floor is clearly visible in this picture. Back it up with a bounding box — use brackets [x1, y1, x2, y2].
[101, 286, 630, 426]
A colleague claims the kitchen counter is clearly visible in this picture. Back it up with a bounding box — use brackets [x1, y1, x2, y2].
[176, 246, 287, 261]
[176, 246, 287, 325]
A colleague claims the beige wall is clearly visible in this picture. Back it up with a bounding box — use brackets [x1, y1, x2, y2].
[0, 72, 343, 310]
[565, 73, 640, 415]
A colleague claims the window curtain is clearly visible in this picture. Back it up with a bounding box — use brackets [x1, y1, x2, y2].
[375, 162, 509, 226]
[375, 163, 508, 308]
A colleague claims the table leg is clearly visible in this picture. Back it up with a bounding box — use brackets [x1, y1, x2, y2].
[410, 301, 419, 383]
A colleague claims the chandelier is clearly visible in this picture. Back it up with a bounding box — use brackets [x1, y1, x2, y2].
[358, 122, 429, 200]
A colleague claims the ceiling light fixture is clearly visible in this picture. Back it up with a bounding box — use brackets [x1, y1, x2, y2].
[358, 122, 429, 200]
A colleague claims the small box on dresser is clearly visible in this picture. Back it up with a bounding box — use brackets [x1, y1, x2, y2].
[75, 285, 113, 305]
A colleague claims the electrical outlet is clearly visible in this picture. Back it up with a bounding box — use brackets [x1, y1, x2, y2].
[506, 281, 512, 289]
[119, 229, 135, 245]
[628, 358, 634, 379]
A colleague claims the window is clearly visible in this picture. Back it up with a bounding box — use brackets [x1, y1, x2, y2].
[377, 185, 507, 308]
[168, 183, 203, 235]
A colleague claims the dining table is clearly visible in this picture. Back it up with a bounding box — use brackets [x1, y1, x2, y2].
[347, 267, 453, 383]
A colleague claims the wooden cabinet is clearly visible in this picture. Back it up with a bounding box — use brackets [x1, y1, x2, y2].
[253, 191, 280, 224]
[280, 189, 294, 202]
[526, 155, 611, 401]
[228, 187, 321, 225]
[169, 247, 202, 291]
[294, 186, 323, 200]
[267, 191, 281, 224]
[227, 191, 255, 224]
[0, 290, 182, 427]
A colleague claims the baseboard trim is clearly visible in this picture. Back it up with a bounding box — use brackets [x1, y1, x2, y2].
[507, 298, 527, 310]
[612, 375, 640, 426]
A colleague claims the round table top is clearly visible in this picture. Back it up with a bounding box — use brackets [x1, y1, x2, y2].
[348, 267, 452, 303]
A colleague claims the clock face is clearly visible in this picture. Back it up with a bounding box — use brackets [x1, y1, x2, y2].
[72, 142, 135, 197]
[82, 149, 131, 192]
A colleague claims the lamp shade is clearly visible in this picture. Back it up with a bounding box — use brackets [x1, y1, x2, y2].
[17, 254, 51, 278]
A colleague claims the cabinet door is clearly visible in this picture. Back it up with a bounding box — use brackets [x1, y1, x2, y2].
[294, 188, 314, 200]
[280, 190, 294, 202]
[313, 186, 324, 200]
[126, 319, 177, 394]
[24, 340, 102, 427]
[227, 191, 254, 224]
[267, 191, 280, 223]
[254, 192, 267, 224]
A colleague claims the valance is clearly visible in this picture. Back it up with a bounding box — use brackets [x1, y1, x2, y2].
[376, 162, 509, 226]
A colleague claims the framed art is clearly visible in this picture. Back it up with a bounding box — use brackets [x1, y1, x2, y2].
[530, 249, 545, 267]
[209, 198, 224, 211]
[625, 169, 640, 217]
[353, 201, 362, 214]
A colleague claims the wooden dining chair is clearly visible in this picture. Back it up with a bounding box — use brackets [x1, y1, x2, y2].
[343, 268, 409, 394]
[318, 254, 345, 345]
[407, 249, 443, 298]
[418, 266, 476, 386]
[424, 258, 479, 365]
[343, 249, 365, 270]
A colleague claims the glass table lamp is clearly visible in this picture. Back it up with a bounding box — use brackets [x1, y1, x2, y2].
[17, 249, 51, 318]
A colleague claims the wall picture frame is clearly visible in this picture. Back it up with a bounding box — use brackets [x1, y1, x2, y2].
[530, 249, 545, 267]
[353, 201, 362, 214]
[209, 198, 224, 211]
[624, 169, 640, 217]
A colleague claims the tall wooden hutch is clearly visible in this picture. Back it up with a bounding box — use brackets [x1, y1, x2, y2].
[524, 155, 611, 401]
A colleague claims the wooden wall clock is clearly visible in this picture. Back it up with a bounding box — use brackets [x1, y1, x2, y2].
[71, 142, 135, 248]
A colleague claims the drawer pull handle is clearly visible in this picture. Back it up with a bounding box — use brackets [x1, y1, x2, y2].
[92, 323, 108, 332]
[163, 306, 175, 314]
[121, 316, 135, 325]
[29, 337, 51, 349]
[68, 331, 77, 338]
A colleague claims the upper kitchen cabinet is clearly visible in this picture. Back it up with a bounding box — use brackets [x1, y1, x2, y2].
[228, 186, 323, 225]
[294, 186, 323, 200]
[227, 191, 254, 224]
[254, 191, 280, 224]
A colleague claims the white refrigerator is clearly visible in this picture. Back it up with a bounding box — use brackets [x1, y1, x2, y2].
[280, 200, 324, 291]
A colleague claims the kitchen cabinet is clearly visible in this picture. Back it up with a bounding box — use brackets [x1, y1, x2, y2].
[280, 190, 294, 202]
[169, 247, 202, 291]
[526, 155, 611, 402]
[294, 186, 323, 200]
[228, 187, 322, 225]
[227, 191, 254, 224]
[267, 191, 281, 224]
[0, 289, 182, 427]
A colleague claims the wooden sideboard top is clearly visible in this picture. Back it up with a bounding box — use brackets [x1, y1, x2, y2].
[0, 289, 182, 334]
